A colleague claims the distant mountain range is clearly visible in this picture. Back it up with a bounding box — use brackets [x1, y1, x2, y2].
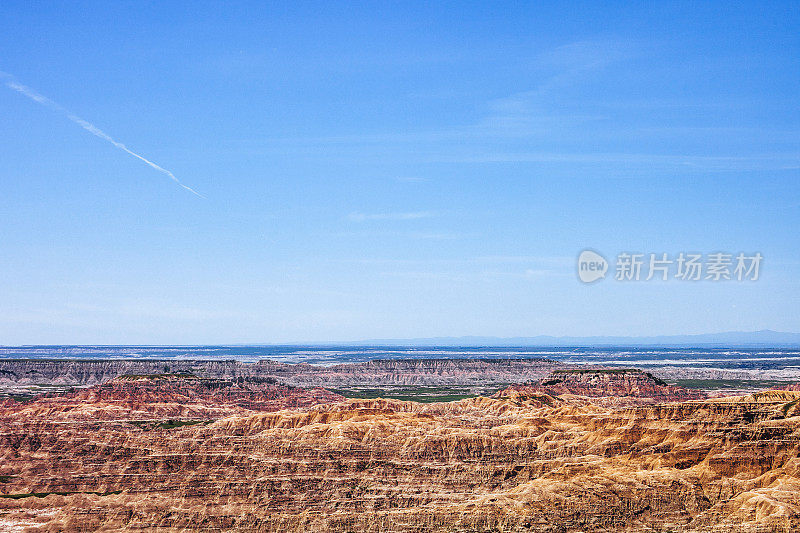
[339, 330, 800, 347]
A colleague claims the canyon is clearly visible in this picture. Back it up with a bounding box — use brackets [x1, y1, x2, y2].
[0, 357, 561, 388]
[0, 367, 799, 531]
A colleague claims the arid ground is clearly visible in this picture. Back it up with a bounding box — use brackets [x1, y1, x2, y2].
[1, 362, 799, 532]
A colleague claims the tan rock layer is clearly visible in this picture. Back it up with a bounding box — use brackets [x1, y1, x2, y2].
[496, 368, 708, 407]
[1, 376, 799, 531]
[0, 358, 563, 388]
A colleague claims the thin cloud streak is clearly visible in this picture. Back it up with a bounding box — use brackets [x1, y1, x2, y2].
[3, 76, 204, 198]
[348, 211, 437, 222]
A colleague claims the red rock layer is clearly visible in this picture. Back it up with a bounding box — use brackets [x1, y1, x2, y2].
[1, 376, 799, 531]
[0, 374, 344, 422]
[495, 368, 707, 407]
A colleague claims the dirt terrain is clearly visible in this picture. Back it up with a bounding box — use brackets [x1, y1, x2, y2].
[1, 369, 799, 531]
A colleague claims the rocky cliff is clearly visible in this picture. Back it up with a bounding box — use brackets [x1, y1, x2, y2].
[1, 375, 799, 531]
[0, 374, 343, 422]
[0, 359, 245, 386]
[496, 368, 708, 406]
[0, 357, 563, 389]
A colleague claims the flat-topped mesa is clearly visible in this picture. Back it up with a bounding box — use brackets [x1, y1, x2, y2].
[495, 368, 707, 405]
[0, 357, 564, 389]
[2, 374, 344, 422]
[87, 373, 342, 406]
[256, 357, 564, 386]
[0, 359, 246, 386]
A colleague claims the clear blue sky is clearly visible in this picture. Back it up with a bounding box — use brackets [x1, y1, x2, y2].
[1, 1, 798, 344]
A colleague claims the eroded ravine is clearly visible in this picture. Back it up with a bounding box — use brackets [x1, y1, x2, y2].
[1, 373, 799, 531]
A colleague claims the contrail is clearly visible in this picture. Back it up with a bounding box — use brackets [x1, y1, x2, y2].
[2, 74, 204, 198]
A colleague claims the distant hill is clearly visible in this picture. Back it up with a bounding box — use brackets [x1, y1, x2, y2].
[342, 330, 800, 347]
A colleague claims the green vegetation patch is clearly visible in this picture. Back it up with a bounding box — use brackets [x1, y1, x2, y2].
[9, 395, 35, 402]
[540, 379, 563, 386]
[330, 385, 505, 403]
[159, 419, 208, 430]
[115, 373, 198, 381]
[672, 379, 792, 391]
[552, 368, 640, 375]
[127, 419, 211, 430]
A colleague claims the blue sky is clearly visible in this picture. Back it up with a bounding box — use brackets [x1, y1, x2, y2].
[1, 1, 798, 344]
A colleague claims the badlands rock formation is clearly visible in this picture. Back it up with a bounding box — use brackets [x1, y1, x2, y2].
[0, 358, 562, 389]
[1, 372, 799, 532]
[0, 374, 343, 422]
[497, 368, 708, 406]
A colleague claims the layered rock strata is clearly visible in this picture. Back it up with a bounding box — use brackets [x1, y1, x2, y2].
[1, 373, 799, 531]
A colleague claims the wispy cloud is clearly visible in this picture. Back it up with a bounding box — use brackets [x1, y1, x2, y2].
[447, 151, 800, 171]
[536, 40, 631, 73]
[347, 211, 437, 222]
[331, 255, 571, 266]
[216, 40, 797, 174]
[225, 41, 633, 148]
[331, 230, 473, 241]
[2, 73, 204, 198]
[476, 40, 632, 134]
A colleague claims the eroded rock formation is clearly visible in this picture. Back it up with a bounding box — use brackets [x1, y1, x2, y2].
[0, 358, 563, 389]
[0, 373, 799, 531]
[496, 368, 708, 406]
[0, 374, 343, 422]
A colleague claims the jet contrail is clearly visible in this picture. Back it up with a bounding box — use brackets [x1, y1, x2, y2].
[3, 75, 204, 198]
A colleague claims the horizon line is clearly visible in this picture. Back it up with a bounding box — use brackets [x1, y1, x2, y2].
[2, 329, 800, 349]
